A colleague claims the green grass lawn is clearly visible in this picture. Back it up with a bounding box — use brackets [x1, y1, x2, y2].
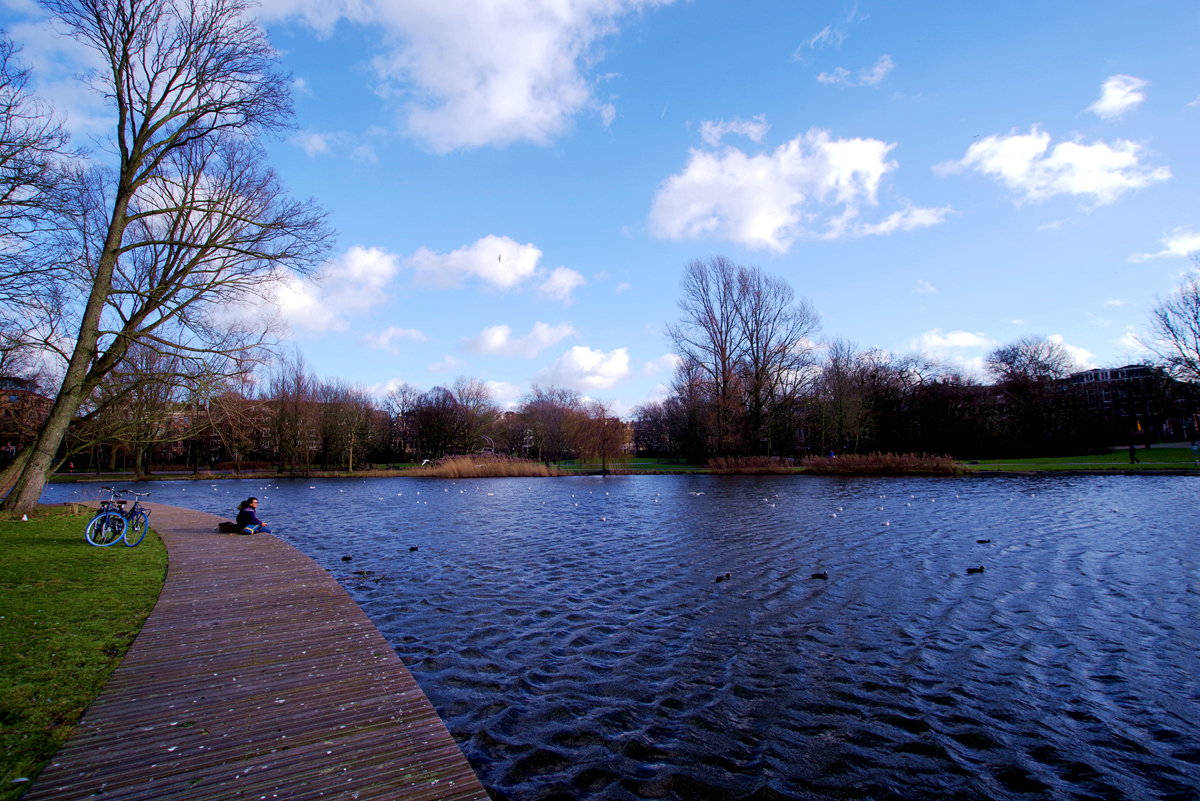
[972, 447, 1200, 470]
[0, 507, 167, 799]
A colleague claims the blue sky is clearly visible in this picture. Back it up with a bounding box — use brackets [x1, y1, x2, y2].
[4, 0, 1199, 412]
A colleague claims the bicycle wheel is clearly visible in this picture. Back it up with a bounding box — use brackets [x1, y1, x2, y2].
[85, 512, 126, 546]
[124, 512, 149, 547]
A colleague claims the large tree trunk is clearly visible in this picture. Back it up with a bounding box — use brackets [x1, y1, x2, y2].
[0, 446, 31, 499]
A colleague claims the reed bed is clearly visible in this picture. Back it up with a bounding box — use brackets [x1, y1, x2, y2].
[400, 455, 569, 478]
[706, 456, 798, 474]
[799, 452, 967, 475]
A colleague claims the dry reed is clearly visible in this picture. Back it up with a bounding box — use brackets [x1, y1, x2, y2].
[400, 455, 569, 478]
[705, 456, 798, 474]
[799, 453, 967, 475]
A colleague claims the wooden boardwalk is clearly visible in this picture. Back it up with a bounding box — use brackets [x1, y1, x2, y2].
[27, 503, 489, 801]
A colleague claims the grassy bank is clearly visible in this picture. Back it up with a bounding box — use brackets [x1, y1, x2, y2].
[971, 449, 1200, 471]
[0, 507, 167, 799]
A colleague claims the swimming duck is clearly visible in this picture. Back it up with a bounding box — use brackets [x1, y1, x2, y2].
[811, 571, 828, 580]
[715, 573, 731, 583]
[966, 566, 985, 574]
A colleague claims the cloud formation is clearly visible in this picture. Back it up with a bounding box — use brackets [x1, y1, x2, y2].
[935, 125, 1171, 206]
[538, 267, 587, 303]
[535, 346, 631, 390]
[461, 322, 576, 357]
[1086, 74, 1148, 120]
[407, 235, 542, 289]
[364, 326, 430, 354]
[274, 246, 403, 333]
[700, 115, 769, 146]
[913, 329, 996, 353]
[817, 55, 894, 87]
[261, 0, 672, 152]
[1128, 227, 1200, 262]
[651, 125, 952, 252]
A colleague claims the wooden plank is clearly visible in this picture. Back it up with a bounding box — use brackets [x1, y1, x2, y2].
[26, 502, 489, 801]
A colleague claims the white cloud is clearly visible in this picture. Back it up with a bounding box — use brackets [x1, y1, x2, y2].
[651, 126, 952, 252]
[407, 235, 542, 289]
[817, 55, 893, 87]
[261, 0, 673, 152]
[913, 280, 936, 294]
[352, 144, 379, 164]
[365, 326, 430, 354]
[794, 3, 863, 57]
[615, 282, 631, 293]
[292, 130, 344, 157]
[461, 322, 576, 357]
[428, 354, 467, 374]
[642, 353, 682, 376]
[273, 246, 403, 333]
[935, 125, 1171, 206]
[292, 77, 313, 96]
[1047, 334, 1094, 369]
[1086, 74, 1148, 120]
[1128, 227, 1200, 262]
[700, 115, 770, 147]
[486, 380, 523, 406]
[1103, 299, 1129, 307]
[538, 266, 587, 303]
[913, 329, 996, 352]
[1011, 319, 1028, 326]
[535, 346, 630, 390]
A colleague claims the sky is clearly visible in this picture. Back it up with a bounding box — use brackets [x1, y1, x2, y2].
[3, 0, 1199, 413]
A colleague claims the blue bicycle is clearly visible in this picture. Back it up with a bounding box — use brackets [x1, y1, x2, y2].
[84, 487, 151, 547]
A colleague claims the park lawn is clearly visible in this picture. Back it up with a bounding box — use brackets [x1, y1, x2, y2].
[972, 448, 1200, 471]
[0, 507, 167, 800]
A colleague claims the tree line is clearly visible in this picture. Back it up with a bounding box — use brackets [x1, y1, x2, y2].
[634, 256, 1200, 462]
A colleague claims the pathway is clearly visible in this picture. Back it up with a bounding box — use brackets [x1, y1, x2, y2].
[26, 503, 489, 801]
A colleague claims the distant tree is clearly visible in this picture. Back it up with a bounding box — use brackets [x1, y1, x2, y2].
[382, 382, 422, 462]
[1146, 266, 1200, 382]
[270, 351, 321, 475]
[453, 376, 498, 453]
[320, 379, 378, 471]
[985, 335, 1077, 456]
[570, 399, 627, 473]
[520, 385, 582, 463]
[413, 387, 460, 459]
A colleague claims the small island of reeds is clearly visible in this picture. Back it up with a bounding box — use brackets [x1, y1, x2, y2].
[401, 455, 570, 479]
[800, 453, 967, 475]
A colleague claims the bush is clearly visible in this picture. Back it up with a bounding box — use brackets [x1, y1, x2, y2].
[799, 453, 966, 475]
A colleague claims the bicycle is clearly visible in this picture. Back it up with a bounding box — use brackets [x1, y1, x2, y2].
[84, 487, 127, 546]
[120, 490, 152, 547]
[84, 487, 152, 547]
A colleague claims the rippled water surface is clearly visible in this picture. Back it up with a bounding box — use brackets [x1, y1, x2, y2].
[46, 474, 1200, 800]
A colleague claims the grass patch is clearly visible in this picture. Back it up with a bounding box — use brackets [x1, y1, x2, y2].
[800, 453, 967, 475]
[400, 455, 570, 478]
[971, 448, 1200, 471]
[0, 506, 167, 799]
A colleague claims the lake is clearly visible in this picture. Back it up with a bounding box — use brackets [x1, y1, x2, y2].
[43, 474, 1200, 800]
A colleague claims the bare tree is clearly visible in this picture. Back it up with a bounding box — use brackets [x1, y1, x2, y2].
[382, 382, 421, 462]
[570, 399, 627, 473]
[520, 384, 582, 463]
[985, 335, 1075, 384]
[270, 351, 320, 476]
[320, 379, 379, 471]
[3, 0, 331, 513]
[667, 256, 744, 454]
[1146, 265, 1200, 381]
[452, 376, 497, 453]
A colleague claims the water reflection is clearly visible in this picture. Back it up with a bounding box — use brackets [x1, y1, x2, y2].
[45, 474, 1200, 799]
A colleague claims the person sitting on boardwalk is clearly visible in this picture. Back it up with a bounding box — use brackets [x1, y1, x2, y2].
[235, 497, 271, 535]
